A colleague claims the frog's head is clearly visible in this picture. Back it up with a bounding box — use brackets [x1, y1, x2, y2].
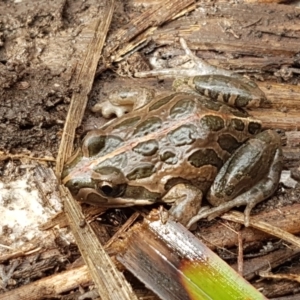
[62, 160, 129, 206]
[62, 161, 160, 206]
[61, 131, 127, 205]
[62, 131, 160, 207]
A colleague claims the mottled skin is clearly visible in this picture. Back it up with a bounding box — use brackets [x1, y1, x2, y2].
[62, 40, 282, 229]
[62, 91, 282, 228]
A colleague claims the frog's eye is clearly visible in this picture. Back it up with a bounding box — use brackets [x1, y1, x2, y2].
[98, 181, 125, 198]
[100, 182, 113, 196]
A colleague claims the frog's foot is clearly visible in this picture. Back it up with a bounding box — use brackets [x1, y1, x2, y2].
[186, 187, 263, 229]
[186, 198, 248, 229]
[163, 183, 203, 227]
[187, 170, 280, 229]
[178, 38, 231, 77]
[135, 38, 231, 78]
[92, 87, 155, 118]
[92, 100, 131, 118]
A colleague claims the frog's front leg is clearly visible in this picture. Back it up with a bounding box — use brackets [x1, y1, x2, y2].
[187, 130, 283, 229]
[162, 183, 203, 227]
[92, 86, 155, 118]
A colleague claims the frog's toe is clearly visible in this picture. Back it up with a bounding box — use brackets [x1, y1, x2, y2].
[243, 204, 254, 227]
[186, 201, 243, 229]
[92, 100, 129, 118]
[192, 199, 256, 227]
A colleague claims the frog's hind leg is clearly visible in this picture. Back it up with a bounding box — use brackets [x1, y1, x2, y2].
[187, 130, 283, 229]
[135, 38, 231, 78]
[242, 146, 282, 225]
[187, 148, 282, 229]
[178, 38, 232, 77]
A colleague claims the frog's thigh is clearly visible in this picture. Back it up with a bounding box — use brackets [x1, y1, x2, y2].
[209, 130, 282, 201]
[162, 183, 203, 227]
[187, 130, 282, 229]
[206, 149, 282, 227]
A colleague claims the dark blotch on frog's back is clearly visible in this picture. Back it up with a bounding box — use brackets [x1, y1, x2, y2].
[95, 153, 128, 170]
[160, 150, 178, 165]
[133, 117, 162, 137]
[200, 115, 225, 131]
[85, 135, 123, 157]
[229, 118, 245, 131]
[169, 98, 196, 119]
[168, 124, 198, 146]
[229, 109, 249, 118]
[202, 100, 223, 111]
[248, 121, 262, 135]
[95, 166, 124, 175]
[188, 149, 223, 169]
[218, 134, 243, 153]
[126, 163, 156, 180]
[133, 140, 159, 156]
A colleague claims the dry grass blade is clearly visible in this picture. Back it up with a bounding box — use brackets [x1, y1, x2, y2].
[222, 211, 300, 248]
[61, 186, 138, 300]
[0, 266, 92, 300]
[54, 0, 138, 298]
[55, 0, 115, 176]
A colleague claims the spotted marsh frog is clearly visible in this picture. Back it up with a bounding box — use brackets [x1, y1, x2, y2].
[62, 39, 282, 229]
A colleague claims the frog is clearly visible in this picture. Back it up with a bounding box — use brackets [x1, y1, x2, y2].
[62, 38, 282, 229]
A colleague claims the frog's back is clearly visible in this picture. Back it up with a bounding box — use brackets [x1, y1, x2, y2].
[78, 92, 262, 194]
[103, 92, 261, 140]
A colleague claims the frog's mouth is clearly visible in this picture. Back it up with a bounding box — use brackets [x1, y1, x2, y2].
[73, 182, 161, 207]
[75, 186, 157, 207]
